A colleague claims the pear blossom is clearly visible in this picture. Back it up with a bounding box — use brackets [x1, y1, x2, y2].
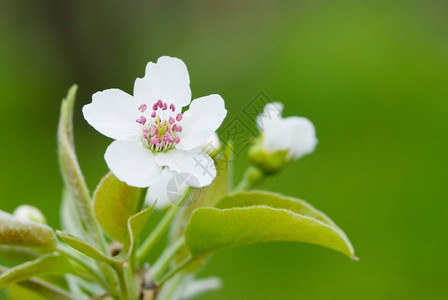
[256, 102, 317, 160]
[83, 56, 227, 207]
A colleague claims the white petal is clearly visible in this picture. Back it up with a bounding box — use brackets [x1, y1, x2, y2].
[83, 89, 141, 140]
[133, 56, 191, 109]
[263, 116, 317, 159]
[155, 148, 216, 187]
[176, 94, 227, 151]
[104, 140, 161, 188]
[285, 117, 317, 159]
[145, 169, 178, 209]
[262, 118, 290, 153]
[256, 102, 283, 131]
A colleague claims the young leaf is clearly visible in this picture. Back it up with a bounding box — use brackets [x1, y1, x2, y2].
[56, 231, 120, 267]
[57, 85, 107, 252]
[0, 210, 56, 252]
[0, 254, 73, 288]
[184, 206, 356, 259]
[60, 189, 87, 239]
[93, 172, 143, 243]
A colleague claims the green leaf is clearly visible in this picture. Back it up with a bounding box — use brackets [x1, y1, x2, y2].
[0, 246, 41, 264]
[216, 190, 342, 230]
[60, 189, 87, 239]
[93, 172, 143, 243]
[57, 85, 106, 251]
[0, 210, 56, 252]
[0, 254, 73, 288]
[9, 284, 49, 300]
[185, 206, 356, 259]
[0, 265, 77, 300]
[56, 231, 120, 267]
[124, 205, 155, 258]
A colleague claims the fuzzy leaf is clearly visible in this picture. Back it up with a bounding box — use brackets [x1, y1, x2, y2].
[56, 231, 120, 267]
[0, 210, 56, 252]
[93, 172, 143, 243]
[0, 254, 73, 288]
[58, 85, 105, 249]
[60, 189, 87, 239]
[185, 206, 356, 259]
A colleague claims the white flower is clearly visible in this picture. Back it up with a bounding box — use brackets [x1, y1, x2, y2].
[83, 56, 227, 207]
[256, 102, 317, 160]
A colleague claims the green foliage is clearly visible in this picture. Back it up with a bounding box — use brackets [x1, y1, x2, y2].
[57, 85, 107, 252]
[93, 172, 143, 243]
[0, 246, 40, 264]
[216, 191, 342, 230]
[8, 279, 78, 300]
[0, 210, 56, 252]
[185, 203, 355, 259]
[56, 231, 120, 267]
[0, 254, 73, 288]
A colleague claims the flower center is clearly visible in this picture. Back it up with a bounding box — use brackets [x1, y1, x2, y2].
[136, 100, 183, 152]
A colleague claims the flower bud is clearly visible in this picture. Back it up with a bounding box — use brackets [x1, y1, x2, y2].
[13, 205, 47, 224]
[249, 102, 318, 175]
[248, 138, 288, 175]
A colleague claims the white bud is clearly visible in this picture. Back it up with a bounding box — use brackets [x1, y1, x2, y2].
[13, 205, 47, 224]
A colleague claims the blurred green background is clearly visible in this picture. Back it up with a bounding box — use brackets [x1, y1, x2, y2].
[1, 0, 448, 299]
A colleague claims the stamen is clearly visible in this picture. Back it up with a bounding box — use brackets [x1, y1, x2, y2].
[136, 116, 147, 125]
[138, 99, 183, 152]
[138, 104, 147, 112]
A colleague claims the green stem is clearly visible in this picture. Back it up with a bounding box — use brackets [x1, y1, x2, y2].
[114, 265, 130, 300]
[233, 166, 264, 192]
[157, 256, 195, 288]
[137, 189, 190, 262]
[57, 245, 110, 291]
[151, 237, 185, 280]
